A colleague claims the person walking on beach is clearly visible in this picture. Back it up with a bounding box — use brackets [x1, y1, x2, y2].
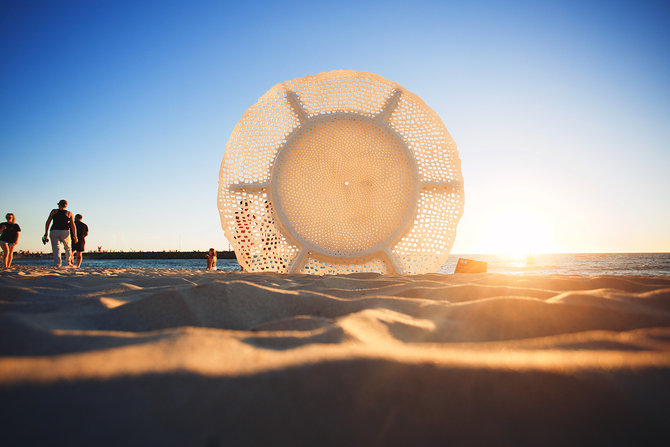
[206, 248, 217, 271]
[72, 214, 89, 268]
[44, 200, 78, 267]
[0, 213, 21, 268]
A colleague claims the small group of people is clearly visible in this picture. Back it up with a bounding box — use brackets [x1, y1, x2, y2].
[44, 200, 88, 268]
[3, 199, 220, 271]
[1, 199, 89, 269]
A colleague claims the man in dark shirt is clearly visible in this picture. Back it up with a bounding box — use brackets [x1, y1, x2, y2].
[0, 213, 21, 268]
[72, 214, 89, 268]
[44, 199, 78, 267]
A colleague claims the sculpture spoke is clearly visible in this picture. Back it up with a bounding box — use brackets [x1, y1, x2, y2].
[380, 248, 404, 275]
[289, 248, 309, 273]
[376, 89, 403, 123]
[228, 182, 269, 192]
[286, 91, 308, 123]
[421, 180, 460, 192]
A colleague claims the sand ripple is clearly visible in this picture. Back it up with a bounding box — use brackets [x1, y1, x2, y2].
[1, 266, 669, 446]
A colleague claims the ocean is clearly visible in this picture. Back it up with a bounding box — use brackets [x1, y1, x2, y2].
[11, 253, 670, 276]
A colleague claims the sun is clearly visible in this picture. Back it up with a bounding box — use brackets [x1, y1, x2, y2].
[480, 210, 556, 256]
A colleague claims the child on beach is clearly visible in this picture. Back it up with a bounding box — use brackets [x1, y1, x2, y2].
[206, 248, 217, 271]
[0, 213, 21, 268]
[72, 214, 89, 268]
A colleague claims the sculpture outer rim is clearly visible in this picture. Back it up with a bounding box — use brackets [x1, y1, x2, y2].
[218, 70, 465, 274]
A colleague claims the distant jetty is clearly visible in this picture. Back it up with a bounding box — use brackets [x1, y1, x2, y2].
[17, 250, 238, 260]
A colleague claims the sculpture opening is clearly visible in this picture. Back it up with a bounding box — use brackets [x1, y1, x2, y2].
[272, 113, 418, 258]
[218, 70, 464, 274]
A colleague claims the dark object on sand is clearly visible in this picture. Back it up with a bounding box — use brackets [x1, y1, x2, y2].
[454, 258, 487, 273]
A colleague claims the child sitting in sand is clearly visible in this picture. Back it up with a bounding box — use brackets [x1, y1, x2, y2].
[206, 248, 217, 271]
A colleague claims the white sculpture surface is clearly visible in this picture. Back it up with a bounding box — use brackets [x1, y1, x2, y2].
[218, 70, 463, 274]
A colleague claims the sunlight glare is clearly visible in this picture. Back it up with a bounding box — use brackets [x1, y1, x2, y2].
[480, 210, 556, 256]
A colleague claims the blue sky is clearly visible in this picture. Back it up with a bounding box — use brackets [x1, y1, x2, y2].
[1, 0, 669, 253]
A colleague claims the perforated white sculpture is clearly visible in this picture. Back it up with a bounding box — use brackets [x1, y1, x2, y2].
[218, 70, 463, 274]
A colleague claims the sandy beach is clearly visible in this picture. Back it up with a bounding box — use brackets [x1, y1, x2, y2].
[1, 267, 669, 446]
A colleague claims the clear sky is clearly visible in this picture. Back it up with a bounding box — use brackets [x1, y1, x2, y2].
[2, 0, 669, 254]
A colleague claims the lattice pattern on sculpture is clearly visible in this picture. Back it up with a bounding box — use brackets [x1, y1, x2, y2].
[218, 70, 464, 274]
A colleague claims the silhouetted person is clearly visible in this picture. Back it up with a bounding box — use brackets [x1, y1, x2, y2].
[44, 200, 77, 267]
[72, 214, 89, 268]
[0, 213, 21, 268]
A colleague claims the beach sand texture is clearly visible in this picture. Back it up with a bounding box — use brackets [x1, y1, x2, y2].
[1, 267, 670, 446]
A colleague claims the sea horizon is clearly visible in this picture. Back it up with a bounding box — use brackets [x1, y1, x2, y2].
[11, 252, 670, 276]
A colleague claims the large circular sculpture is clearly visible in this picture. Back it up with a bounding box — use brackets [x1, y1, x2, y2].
[218, 70, 463, 274]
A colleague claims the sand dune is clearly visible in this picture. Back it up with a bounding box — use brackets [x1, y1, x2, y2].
[1, 267, 669, 446]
